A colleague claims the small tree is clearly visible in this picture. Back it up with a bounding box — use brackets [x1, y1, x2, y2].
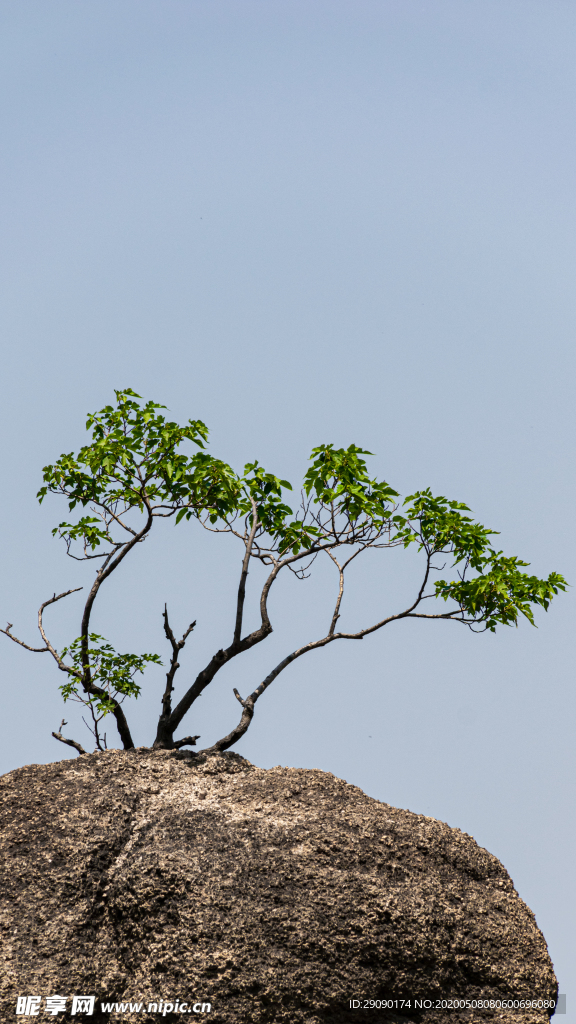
[2, 389, 567, 756]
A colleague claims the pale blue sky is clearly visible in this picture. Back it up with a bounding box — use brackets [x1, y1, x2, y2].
[1, 1, 574, 1012]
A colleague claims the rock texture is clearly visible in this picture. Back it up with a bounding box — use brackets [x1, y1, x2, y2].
[0, 749, 557, 1023]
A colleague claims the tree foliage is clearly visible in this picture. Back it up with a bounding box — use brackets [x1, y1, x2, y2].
[2, 389, 567, 755]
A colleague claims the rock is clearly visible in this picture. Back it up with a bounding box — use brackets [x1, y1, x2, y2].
[0, 749, 557, 1023]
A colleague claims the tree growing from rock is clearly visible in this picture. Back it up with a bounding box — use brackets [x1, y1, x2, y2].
[2, 390, 567, 755]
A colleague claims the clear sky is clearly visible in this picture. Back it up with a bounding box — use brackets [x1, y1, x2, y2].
[1, 0, 574, 1011]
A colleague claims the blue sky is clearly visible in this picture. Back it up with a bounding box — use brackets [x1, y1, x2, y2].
[1, 1, 574, 1011]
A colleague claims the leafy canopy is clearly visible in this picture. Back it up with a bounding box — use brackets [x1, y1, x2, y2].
[35, 390, 567, 729]
[38, 388, 241, 538]
[399, 489, 565, 630]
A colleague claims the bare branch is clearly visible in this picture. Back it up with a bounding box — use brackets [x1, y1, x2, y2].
[1, 623, 49, 653]
[325, 549, 345, 636]
[167, 531, 391, 738]
[203, 573, 470, 754]
[165, 555, 282, 735]
[153, 606, 197, 748]
[233, 496, 259, 646]
[286, 550, 319, 579]
[82, 700, 108, 751]
[404, 610, 467, 622]
[51, 720, 86, 756]
[198, 690, 255, 754]
[173, 735, 201, 749]
[79, 509, 154, 694]
[101, 507, 138, 537]
[37, 588, 84, 676]
[156, 488, 438, 744]
[65, 550, 117, 563]
[160, 605, 196, 720]
[3, 586, 82, 660]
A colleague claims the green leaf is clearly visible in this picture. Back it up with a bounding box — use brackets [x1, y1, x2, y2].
[59, 634, 163, 716]
[39, 391, 243, 552]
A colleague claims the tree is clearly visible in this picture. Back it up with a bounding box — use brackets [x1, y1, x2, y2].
[2, 389, 567, 756]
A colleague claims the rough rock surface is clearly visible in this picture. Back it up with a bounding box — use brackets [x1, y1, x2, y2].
[0, 749, 557, 1024]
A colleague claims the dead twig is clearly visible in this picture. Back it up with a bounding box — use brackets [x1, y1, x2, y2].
[51, 719, 86, 756]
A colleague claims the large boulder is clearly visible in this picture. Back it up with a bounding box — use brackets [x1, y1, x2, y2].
[0, 749, 557, 1023]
